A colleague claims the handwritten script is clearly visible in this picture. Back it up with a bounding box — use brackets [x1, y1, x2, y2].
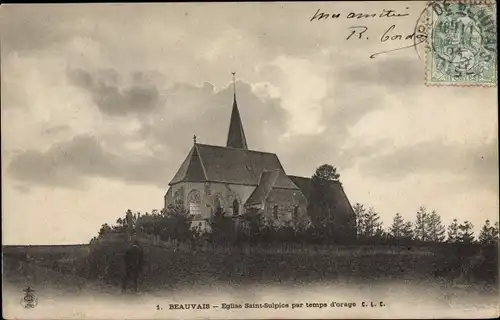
[309, 7, 427, 59]
[310, 8, 410, 21]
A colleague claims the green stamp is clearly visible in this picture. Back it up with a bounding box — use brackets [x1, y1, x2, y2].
[427, 1, 497, 86]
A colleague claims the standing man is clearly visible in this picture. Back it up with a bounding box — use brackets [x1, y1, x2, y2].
[122, 240, 144, 292]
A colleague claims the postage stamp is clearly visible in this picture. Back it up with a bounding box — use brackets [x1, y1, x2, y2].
[426, 0, 497, 86]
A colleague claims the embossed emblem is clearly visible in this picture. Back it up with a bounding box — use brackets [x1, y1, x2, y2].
[21, 286, 38, 309]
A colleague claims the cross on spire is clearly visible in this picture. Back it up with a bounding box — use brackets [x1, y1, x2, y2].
[226, 71, 248, 150]
[231, 71, 236, 98]
[193, 134, 197, 144]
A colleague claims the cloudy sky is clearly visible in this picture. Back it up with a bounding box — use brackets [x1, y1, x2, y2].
[1, 2, 497, 245]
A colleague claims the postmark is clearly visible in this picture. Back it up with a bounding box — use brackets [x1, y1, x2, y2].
[426, 0, 497, 86]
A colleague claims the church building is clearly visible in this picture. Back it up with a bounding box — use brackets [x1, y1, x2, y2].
[164, 78, 356, 234]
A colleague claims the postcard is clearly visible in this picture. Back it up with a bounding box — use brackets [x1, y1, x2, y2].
[1, 1, 498, 319]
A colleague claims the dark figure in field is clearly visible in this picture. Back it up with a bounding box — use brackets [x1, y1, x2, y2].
[122, 240, 144, 292]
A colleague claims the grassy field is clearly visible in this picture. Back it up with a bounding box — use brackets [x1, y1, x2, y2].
[3, 243, 498, 319]
[3, 243, 498, 291]
[82, 243, 498, 289]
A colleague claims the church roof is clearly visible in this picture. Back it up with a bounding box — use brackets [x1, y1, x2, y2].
[266, 188, 306, 205]
[169, 143, 207, 183]
[288, 175, 356, 218]
[287, 176, 313, 199]
[226, 97, 248, 149]
[245, 170, 280, 205]
[169, 144, 299, 189]
[245, 169, 306, 205]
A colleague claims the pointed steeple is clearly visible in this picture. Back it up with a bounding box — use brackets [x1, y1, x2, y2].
[226, 72, 248, 149]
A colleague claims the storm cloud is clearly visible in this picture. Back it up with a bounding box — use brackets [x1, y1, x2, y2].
[7, 74, 295, 188]
[2, 2, 497, 244]
[8, 135, 168, 188]
[67, 69, 165, 116]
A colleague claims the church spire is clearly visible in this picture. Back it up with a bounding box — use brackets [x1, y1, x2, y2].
[232, 71, 236, 100]
[226, 72, 248, 150]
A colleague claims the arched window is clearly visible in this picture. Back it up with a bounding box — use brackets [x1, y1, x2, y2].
[293, 206, 299, 221]
[174, 187, 185, 208]
[273, 204, 279, 220]
[213, 194, 226, 216]
[188, 189, 202, 219]
[233, 199, 239, 216]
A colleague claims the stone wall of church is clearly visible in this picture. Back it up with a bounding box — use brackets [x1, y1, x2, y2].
[165, 183, 313, 232]
[261, 189, 308, 228]
[206, 182, 256, 215]
[165, 182, 256, 231]
[164, 187, 173, 210]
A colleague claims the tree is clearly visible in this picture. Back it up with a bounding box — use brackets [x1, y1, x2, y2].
[374, 225, 388, 242]
[241, 207, 265, 244]
[308, 164, 343, 243]
[353, 203, 366, 239]
[363, 207, 383, 239]
[427, 210, 446, 243]
[414, 207, 429, 242]
[458, 221, 475, 244]
[292, 207, 311, 235]
[389, 213, 405, 240]
[114, 209, 133, 232]
[447, 218, 459, 243]
[275, 223, 296, 243]
[142, 206, 194, 241]
[478, 219, 498, 245]
[312, 164, 340, 182]
[96, 205, 195, 243]
[171, 206, 193, 241]
[209, 207, 234, 244]
[401, 221, 414, 241]
[495, 222, 499, 242]
[97, 209, 140, 236]
[138, 211, 164, 235]
[98, 223, 113, 236]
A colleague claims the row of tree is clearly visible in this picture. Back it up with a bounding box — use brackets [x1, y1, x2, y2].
[96, 164, 498, 246]
[97, 204, 499, 246]
[354, 204, 499, 245]
[98, 207, 193, 241]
